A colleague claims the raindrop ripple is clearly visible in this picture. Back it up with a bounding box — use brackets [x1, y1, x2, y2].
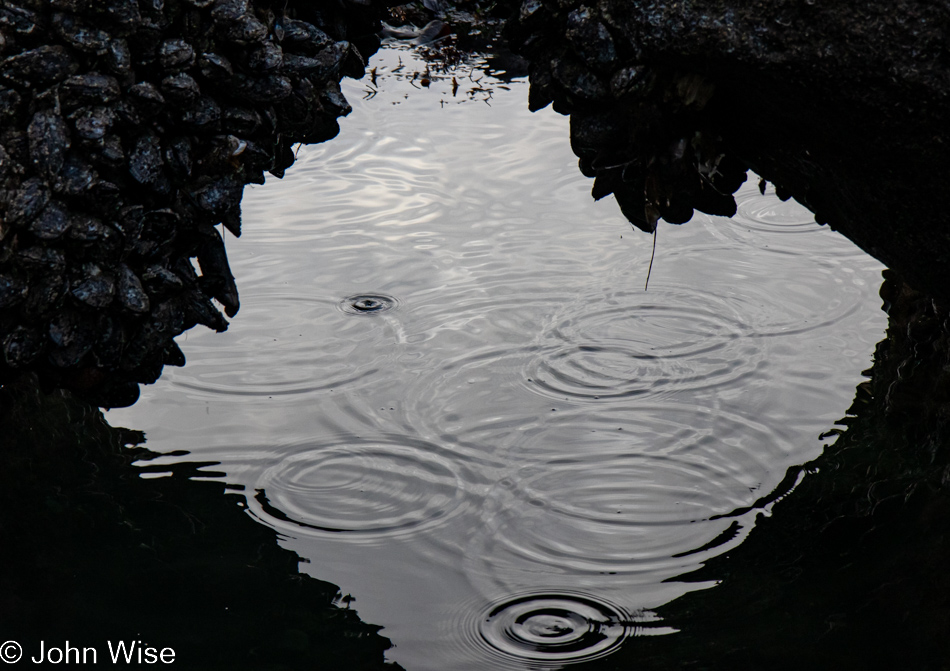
[248, 435, 468, 541]
[472, 592, 632, 667]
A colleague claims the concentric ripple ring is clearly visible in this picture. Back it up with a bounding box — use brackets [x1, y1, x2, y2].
[474, 592, 632, 666]
[339, 293, 399, 315]
[247, 435, 466, 542]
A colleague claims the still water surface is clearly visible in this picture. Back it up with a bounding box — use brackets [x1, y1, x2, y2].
[111, 49, 887, 670]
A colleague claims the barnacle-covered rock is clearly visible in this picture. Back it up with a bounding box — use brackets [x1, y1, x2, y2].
[30, 201, 71, 240]
[222, 106, 260, 135]
[279, 19, 332, 54]
[52, 12, 113, 55]
[60, 72, 121, 108]
[231, 72, 292, 102]
[48, 308, 97, 367]
[179, 96, 222, 129]
[28, 111, 71, 178]
[248, 40, 282, 71]
[52, 153, 98, 196]
[159, 38, 196, 70]
[70, 106, 117, 143]
[196, 225, 239, 316]
[161, 72, 201, 104]
[0, 273, 28, 308]
[70, 263, 115, 308]
[6, 177, 50, 227]
[104, 37, 131, 75]
[0, 45, 78, 87]
[197, 51, 233, 80]
[127, 81, 166, 116]
[24, 274, 68, 318]
[1, 0, 385, 405]
[116, 263, 150, 313]
[128, 133, 164, 186]
[3, 325, 45, 368]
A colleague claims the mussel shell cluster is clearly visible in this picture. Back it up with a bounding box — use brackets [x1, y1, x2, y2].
[0, 0, 383, 406]
[505, 1, 749, 233]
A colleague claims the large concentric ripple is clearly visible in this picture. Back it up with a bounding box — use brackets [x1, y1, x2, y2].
[524, 287, 762, 401]
[245, 435, 469, 542]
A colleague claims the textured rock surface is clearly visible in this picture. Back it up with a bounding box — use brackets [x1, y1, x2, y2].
[505, 0, 950, 301]
[0, 0, 385, 406]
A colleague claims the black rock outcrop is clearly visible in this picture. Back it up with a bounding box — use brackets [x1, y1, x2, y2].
[505, 0, 950, 301]
[0, 0, 384, 406]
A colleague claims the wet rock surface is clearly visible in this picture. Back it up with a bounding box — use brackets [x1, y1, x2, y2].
[504, 0, 950, 302]
[0, 0, 386, 406]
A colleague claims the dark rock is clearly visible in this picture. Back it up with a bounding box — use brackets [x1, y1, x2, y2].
[52, 12, 112, 55]
[3, 325, 45, 367]
[70, 264, 115, 308]
[48, 308, 96, 367]
[6, 177, 50, 227]
[141, 263, 185, 297]
[231, 72, 292, 102]
[0, 45, 78, 87]
[197, 52, 233, 80]
[279, 19, 332, 54]
[0, 273, 28, 308]
[248, 40, 283, 71]
[24, 273, 68, 317]
[17, 246, 65, 272]
[67, 213, 119, 253]
[163, 136, 193, 180]
[161, 72, 201, 104]
[0, 0, 388, 404]
[30, 200, 71, 240]
[52, 154, 98, 196]
[222, 106, 261, 135]
[104, 37, 131, 76]
[197, 225, 239, 316]
[211, 0, 249, 24]
[128, 134, 163, 186]
[60, 72, 121, 108]
[190, 176, 243, 218]
[179, 96, 222, 130]
[220, 14, 269, 45]
[70, 106, 117, 143]
[159, 39, 196, 70]
[116, 263, 150, 313]
[28, 110, 71, 178]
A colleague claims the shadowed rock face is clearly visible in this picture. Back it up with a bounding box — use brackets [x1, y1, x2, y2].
[505, 0, 950, 301]
[0, 0, 385, 407]
[564, 270, 950, 670]
[0, 377, 404, 670]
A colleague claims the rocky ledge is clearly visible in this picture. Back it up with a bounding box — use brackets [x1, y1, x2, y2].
[505, 0, 950, 301]
[0, 0, 385, 406]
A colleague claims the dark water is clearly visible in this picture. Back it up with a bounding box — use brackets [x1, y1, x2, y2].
[98, 49, 893, 669]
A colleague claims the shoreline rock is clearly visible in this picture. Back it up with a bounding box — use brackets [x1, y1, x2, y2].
[0, 0, 385, 406]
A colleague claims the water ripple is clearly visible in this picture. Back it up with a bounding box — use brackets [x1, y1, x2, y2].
[339, 293, 399, 315]
[524, 286, 760, 401]
[167, 294, 400, 399]
[246, 435, 470, 542]
[469, 592, 635, 668]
